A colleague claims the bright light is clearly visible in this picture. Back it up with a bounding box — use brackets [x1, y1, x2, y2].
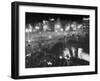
[48, 35, 52, 39]
[59, 56, 63, 59]
[56, 24, 61, 28]
[29, 28, 32, 32]
[35, 26, 40, 30]
[77, 24, 82, 29]
[43, 25, 48, 31]
[25, 28, 29, 32]
[50, 18, 55, 21]
[65, 26, 70, 31]
[43, 20, 46, 24]
[47, 61, 52, 65]
[83, 17, 89, 20]
[26, 53, 31, 57]
[28, 40, 31, 43]
[60, 28, 63, 31]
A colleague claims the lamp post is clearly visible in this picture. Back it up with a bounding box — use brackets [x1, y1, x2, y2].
[26, 24, 33, 44]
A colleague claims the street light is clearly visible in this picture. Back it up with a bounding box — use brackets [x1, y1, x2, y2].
[25, 24, 33, 44]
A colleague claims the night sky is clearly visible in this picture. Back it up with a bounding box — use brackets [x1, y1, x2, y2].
[26, 12, 89, 24]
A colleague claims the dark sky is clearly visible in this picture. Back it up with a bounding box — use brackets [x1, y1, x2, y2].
[26, 12, 89, 24]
